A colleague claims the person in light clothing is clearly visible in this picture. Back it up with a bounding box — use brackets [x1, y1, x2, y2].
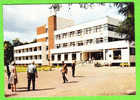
[8, 62, 18, 93]
[27, 61, 38, 91]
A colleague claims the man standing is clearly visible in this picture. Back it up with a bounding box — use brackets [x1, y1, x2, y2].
[61, 61, 68, 83]
[27, 61, 38, 91]
[71, 60, 76, 77]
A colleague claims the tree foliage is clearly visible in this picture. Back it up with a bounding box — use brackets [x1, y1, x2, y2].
[114, 3, 134, 41]
[4, 41, 14, 65]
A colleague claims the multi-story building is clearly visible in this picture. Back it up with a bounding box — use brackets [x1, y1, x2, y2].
[14, 15, 135, 66]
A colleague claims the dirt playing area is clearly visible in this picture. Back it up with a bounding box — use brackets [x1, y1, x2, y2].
[5, 65, 136, 97]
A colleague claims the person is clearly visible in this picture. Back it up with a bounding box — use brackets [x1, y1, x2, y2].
[27, 61, 38, 91]
[6, 64, 11, 79]
[61, 61, 68, 83]
[71, 60, 76, 77]
[8, 62, 18, 93]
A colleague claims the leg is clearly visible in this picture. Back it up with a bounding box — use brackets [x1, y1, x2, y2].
[32, 75, 35, 90]
[13, 84, 16, 92]
[62, 73, 65, 83]
[72, 69, 75, 77]
[11, 84, 14, 92]
[28, 75, 31, 91]
[64, 73, 68, 82]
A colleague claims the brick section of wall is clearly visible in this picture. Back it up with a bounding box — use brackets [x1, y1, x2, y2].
[37, 38, 46, 42]
[37, 25, 46, 35]
[48, 15, 56, 50]
[48, 15, 56, 63]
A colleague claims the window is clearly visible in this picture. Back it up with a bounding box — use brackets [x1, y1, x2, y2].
[77, 29, 82, 36]
[103, 24, 108, 30]
[56, 44, 61, 48]
[38, 46, 41, 51]
[70, 31, 75, 37]
[34, 47, 37, 51]
[46, 46, 48, 50]
[63, 43, 68, 47]
[85, 27, 92, 34]
[58, 54, 61, 61]
[19, 50, 21, 53]
[62, 33, 67, 38]
[96, 25, 102, 32]
[108, 24, 118, 32]
[77, 41, 83, 46]
[113, 50, 121, 60]
[39, 55, 42, 59]
[108, 37, 121, 42]
[96, 38, 103, 44]
[51, 54, 54, 61]
[29, 56, 32, 60]
[70, 42, 75, 47]
[29, 48, 32, 52]
[86, 39, 93, 45]
[35, 55, 37, 60]
[26, 56, 28, 60]
[46, 55, 48, 60]
[46, 37, 48, 42]
[56, 34, 61, 40]
[64, 54, 68, 60]
[72, 53, 76, 60]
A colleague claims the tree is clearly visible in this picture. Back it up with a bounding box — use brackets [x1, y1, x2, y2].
[114, 3, 134, 41]
[4, 41, 14, 65]
[12, 38, 23, 46]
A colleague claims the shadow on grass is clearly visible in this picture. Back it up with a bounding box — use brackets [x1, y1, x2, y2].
[17, 87, 27, 89]
[5, 93, 17, 97]
[16, 88, 56, 92]
[75, 76, 85, 78]
[67, 81, 78, 83]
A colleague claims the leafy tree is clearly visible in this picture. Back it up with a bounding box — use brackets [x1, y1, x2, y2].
[12, 38, 23, 46]
[114, 3, 134, 41]
[4, 41, 14, 65]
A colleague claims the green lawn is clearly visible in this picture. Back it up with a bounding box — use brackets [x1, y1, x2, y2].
[15, 65, 61, 72]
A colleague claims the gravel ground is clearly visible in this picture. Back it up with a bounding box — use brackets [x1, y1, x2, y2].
[4, 66, 136, 97]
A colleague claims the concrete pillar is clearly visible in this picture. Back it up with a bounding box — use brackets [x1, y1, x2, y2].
[54, 54, 57, 62]
[61, 54, 64, 61]
[103, 49, 106, 60]
[41, 42, 47, 65]
[76, 52, 81, 61]
[68, 53, 72, 61]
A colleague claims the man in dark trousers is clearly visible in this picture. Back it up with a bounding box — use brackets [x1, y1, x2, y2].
[71, 60, 76, 77]
[27, 61, 38, 91]
[61, 61, 68, 83]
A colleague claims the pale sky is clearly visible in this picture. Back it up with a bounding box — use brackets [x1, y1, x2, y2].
[3, 4, 125, 43]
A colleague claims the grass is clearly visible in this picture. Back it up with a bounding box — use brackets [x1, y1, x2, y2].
[15, 65, 59, 72]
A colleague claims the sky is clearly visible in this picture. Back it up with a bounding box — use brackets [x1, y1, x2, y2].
[3, 4, 125, 43]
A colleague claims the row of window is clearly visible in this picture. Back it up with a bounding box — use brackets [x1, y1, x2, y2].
[51, 53, 76, 61]
[15, 46, 42, 53]
[56, 38, 104, 48]
[55, 24, 118, 40]
[15, 55, 42, 60]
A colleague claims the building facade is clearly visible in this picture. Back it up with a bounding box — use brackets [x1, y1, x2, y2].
[14, 15, 135, 66]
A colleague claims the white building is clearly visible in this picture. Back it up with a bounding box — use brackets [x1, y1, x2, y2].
[14, 15, 135, 66]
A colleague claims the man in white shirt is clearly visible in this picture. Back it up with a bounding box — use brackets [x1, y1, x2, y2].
[27, 61, 38, 91]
